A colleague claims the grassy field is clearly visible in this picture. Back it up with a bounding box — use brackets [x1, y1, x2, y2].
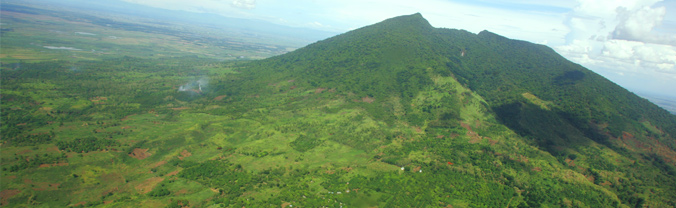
[0, 4, 298, 63]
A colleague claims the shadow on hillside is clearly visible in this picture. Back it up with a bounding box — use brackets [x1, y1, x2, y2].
[554, 70, 585, 86]
[493, 101, 609, 156]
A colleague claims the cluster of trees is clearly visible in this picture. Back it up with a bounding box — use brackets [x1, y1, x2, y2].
[4, 153, 67, 172]
[179, 160, 257, 197]
[290, 134, 324, 152]
[166, 199, 190, 208]
[147, 183, 171, 197]
[55, 136, 119, 153]
[6, 132, 54, 146]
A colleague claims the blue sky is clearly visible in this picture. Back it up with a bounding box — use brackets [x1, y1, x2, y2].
[123, 0, 676, 97]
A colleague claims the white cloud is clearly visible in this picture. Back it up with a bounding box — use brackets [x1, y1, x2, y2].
[304, 21, 333, 30]
[309, 21, 323, 27]
[232, 0, 256, 10]
[611, 5, 676, 45]
[121, 0, 255, 17]
[555, 0, 676, 96]
[601, 40, 676, 73]
[602, 40, 638, 60]
[558, 39, 593, 54]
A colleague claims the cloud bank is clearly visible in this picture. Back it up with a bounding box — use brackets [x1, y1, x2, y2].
[555, 0, 676, 95]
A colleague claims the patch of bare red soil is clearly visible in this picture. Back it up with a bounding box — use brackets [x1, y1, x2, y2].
[135, 177, 164, 194]
[129, 148, 151, 160]
[214, 95, 228, 101]
[467, 132, 482, 144]
[361, 96, 375, 103]
[507, 154, 529, 163]
[151, 161, 167, 168]
[3, 176, 17, 182]
[178, 150, 192, 160]
[462, 122, 483, 144]
[38, 162, 69, 168]
[0, 189, 21, 206]
[616, 131, 676, 165]
[175, 189, 188, 195]
[166, 170, 180, 177]
[460, 122, 472, 131]
[487, 137, 497, 146]
[564, 158, 575, 167]
[120, 114, 137, 121]
[90, 97, 108, 102]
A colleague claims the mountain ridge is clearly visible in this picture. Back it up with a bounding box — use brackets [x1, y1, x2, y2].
[235, 13, 676, 154]
[221, 13, 676, 205]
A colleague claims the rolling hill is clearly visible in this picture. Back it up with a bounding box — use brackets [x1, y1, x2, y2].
[2, 13, 676, 207]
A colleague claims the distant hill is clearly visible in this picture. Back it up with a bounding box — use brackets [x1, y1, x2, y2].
[637, 92, 676, 115]
[2, 13, 676, 207]
[5, 0, 337, 46]
[1, 1, 336, 62]
[239, 13, 676, 151]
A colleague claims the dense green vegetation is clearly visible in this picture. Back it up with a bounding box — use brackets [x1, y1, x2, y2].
[4, 153, 68, 172]
[2, 13, 676, 207]
[56, 137, 120, 153]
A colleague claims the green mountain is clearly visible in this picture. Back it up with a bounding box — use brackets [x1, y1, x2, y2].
[2, 13, 676, 207]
